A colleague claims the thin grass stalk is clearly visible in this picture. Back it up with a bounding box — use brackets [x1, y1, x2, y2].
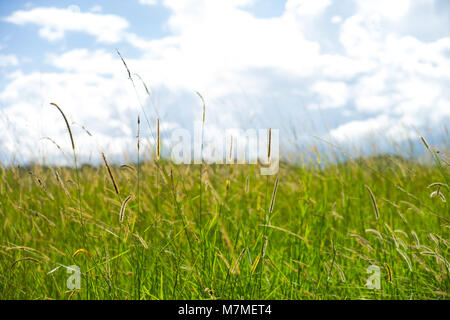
[116, 49, 158, 152]
[259, 128, 272, 296]
[50, 103, 83, 227]
[420, 136, 449, 186]
[102, 152, 120, 198]
[197, 91, 205, 224]
[135, 115, 142, 299]
[50, 102, 87, 297]
[155, 118, 160, 228]
[364, 184, 380, 220]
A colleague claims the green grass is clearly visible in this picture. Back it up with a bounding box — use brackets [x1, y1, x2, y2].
[0, 151, 448, 300]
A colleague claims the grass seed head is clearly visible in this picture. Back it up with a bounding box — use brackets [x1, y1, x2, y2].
[364, 184, 380, 220]
[50, 103, 75, 151]
[120, 194, 133, 223]
[102, 152, 120, 196]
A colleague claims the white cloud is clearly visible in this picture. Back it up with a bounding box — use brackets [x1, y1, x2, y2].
[316, 54, 376, 79]
[354, 70, 391, 113]
[0, 66, 140, 164]
[339, 14, 383, 58]
[139, 0, 158, 5]
[125, 0, 322, 100]
[311, 81, 349, 108]
[285, 0, 332, 16]
[331, 16, 342, 24]
[354, 0, 411, 20]
[4, 6, 129, 42]
[49, 49, 121, 75]
[90, 5, 102, 12]
[432, 100, 450, 123]
[330, 115, 390, 142]
[335, 1, 450, 137]
[330, 114, 420, 144]
[0, 54, 18, 68]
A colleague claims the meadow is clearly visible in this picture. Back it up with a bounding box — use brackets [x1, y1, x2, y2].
[0, 130, 448, 299]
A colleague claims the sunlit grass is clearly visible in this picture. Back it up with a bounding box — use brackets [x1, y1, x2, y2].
[0, 150, 448, 299]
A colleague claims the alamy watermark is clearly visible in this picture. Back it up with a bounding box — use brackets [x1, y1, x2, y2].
[168, 123, 279, 175]
[365, 265, 381, 290]
[66, 265, 81, 290]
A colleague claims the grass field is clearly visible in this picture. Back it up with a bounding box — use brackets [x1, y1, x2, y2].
[0, 134, 448, 300]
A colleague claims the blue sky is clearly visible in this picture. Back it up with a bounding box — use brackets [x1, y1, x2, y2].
[0, 0, 449, 165]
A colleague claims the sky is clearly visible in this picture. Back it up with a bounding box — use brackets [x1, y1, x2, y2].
[0, 0, 449, 165]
